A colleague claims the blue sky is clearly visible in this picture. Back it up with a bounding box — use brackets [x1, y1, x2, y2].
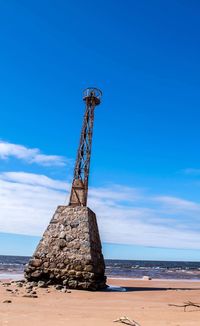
[1, 0, 200, 260]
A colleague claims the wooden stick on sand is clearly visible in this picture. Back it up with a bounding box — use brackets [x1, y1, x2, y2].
[169, 301, 200, 312]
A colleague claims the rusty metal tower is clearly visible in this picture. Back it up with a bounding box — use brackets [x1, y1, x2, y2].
[69, 87, 102, 207]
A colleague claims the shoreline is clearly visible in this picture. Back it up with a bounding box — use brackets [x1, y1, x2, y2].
[1, 272, 200, 283]
[108, 276, 200, 282]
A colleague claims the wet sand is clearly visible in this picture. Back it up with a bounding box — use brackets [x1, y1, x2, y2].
[1, 278, 200, 325]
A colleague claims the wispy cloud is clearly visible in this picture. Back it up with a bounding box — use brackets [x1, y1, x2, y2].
[181, 168, 200, 176]
[1, 172, 67, 190]
[154, 195, 200, 211]
[1, 171, 200, 250]
[90, 184, 142, 203]
[0, 141, 68, 166]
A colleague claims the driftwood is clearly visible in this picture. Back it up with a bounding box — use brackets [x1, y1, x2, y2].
[169, 301, 200, 312]
[114, 316, 141, 326]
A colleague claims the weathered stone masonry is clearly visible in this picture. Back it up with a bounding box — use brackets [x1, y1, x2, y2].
[24, 206, 107, 290]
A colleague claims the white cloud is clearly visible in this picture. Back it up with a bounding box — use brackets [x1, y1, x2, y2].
[1, 171, 200, 250]
[0, 175, 67, 235]
[0, 141, 68, 166]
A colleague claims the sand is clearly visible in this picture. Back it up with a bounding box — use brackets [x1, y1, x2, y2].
[1, 278, 200, 325]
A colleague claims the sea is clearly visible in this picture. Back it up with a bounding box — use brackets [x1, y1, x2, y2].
[1, 255, 200, 280]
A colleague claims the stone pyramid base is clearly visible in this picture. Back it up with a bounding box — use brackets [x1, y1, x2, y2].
[24, 206, 107, 291]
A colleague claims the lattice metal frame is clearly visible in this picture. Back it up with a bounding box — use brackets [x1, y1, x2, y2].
[69, 88, 102, 206]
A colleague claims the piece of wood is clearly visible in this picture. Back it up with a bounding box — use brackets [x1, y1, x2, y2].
[169, 301, 200, 312]
[113, 316, 141, 326]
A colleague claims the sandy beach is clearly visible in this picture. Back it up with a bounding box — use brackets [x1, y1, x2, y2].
[1, 278, 200, 326]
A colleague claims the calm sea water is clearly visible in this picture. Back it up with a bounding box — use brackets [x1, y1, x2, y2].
[1, 255, 200, 280]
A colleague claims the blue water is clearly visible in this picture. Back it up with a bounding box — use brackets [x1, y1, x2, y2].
[1, 255, 200, 280]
